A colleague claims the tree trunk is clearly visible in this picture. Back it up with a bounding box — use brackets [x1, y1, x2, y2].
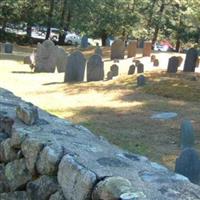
[101, 31, 108, 46]
[26, 23, 32, 37]
[46, 0, 55, 40]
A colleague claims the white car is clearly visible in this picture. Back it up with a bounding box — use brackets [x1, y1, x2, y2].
[64, 33, 81, 45]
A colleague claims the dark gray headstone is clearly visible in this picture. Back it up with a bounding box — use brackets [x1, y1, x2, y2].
[183, 48, 198, 72]
[128, 65, 135, 75]
[110, 64, 119, 77]
[4, 42, 13, 53]
[106, 71, 113, 80]
[137, 63, 144, 73]
[180, 120, 195, 150]
[137, 75, 146, 86]
[87, 54, 104, 82]
[175, 148, 200, 184]
[81, 35, 88, 48]
[64, 51, 86, 82]
[111, 39, 125, 60]
[34, 40, 57, 72]
[167, 56, 179, 73]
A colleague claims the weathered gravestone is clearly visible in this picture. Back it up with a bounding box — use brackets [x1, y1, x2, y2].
[110, 64, 119, 77]
[56, 47, 68, 73]
[64, 51, 86, 82]
[127, 40, 137, 58]
[153, 59, 159, 67]
[4, 42, 13, 53]
[87, 54, 104, 82]
[137, 63, 144, 73]
[167, 56, 179, 73]
[111, 39, 125, 60]
[128, 65, 136, 75]
[175, 148, 200, 184]
[137, 75, 146, 86]
[35, 40, 57, 72]
[143, 41, 152, 57]
[180, 120, 195, 150]
[81, 35, 88, 48]
[138, 39, 144, 48]
[106, 71, 113, 80]
[183, 48, 198, 72]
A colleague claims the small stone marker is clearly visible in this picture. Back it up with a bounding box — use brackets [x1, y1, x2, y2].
[180, 120, 195, 150]
[106, 71, 113, 80]
[153, 59, 159, 67]
[183, 48, 198, 72]
[81, 35, 88, 48]
[110, 64, 119, 77]
[137, 75, 146, 86]
[167, 56, 179, 73]
[64, 51, 86, 82]
[111, 39, 125, 60]
[87, 54, 104, 82]
[175, 148, 200, 184]
[143, 41, 152, 57]
[128, 65, 135, 75]
[137, 63, 144, 73]
[127, 40, 137, 58]
[151, 55, 156, 62]
[4, 42, 13, 53]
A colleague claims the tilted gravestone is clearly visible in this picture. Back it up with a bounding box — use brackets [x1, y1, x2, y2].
[143, 41, 152, 57]
[167, 56, 179, 73]
[137, 75, 146, 86]
[128, 65, 136, 75]
[175, 148, 200, 184]
[81, 35, 88, 48]
[183, 48, 198, 72]
[180, 120, 195, 150]
[34, 40, 57, 72]
[137, 63, 144, 73]
[127, 40, 137, 58]
[110, 39, 125, 60]
[56, 47, 68, 73]
[64, 51, 86, 82]
[153, 59, 159, 67]
[106, 71, 113, 80]
[87, 54, 104, 82]
[110, 64, 119, 77]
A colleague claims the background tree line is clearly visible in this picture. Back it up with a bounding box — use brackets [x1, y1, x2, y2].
[0, 0, 200, 50]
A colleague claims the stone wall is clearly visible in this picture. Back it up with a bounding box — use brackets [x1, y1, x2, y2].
[0, 87, 200, 200]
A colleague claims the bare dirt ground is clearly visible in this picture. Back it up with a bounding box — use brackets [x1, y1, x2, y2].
[1, 46, 200, 170]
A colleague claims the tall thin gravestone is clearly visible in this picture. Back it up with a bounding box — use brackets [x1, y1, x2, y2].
[183, 48, 198, 72]
[81, 35, 88, 48]
[143, 41, 152, 57]
[64, 51, 86, 82]
[110, 39, 125, 60]
[180, 120, 195, 150]
[56, 47, 68, 73]
[127, 40, 137, 58]
[175, 148, 200, 184]
[87, 54, 104, 82]
[167, 56, 179, 73]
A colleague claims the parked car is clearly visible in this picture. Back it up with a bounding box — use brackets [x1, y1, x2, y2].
[64, 32, 81, 45]
[154, 40, 175, 52]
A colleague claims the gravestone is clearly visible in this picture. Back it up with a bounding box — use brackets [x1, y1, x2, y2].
[128, 65, 135, 75]
[138, 40, 144, 48]
[175, 148, 200, 184]
[183, 48, 198, 72]
[110, 64, 119, 77]
[106, 71, 113, 80]
[151, 55, 156, 63]
[111, 39, 125, 60]
[56, 47, 68, 73]
[127, 40, 137, 58]
[137, 63, 144, 73]
[34, 40, 57, 72]
[137, 75, 146, 86]
[167, 56, 179, 73]
[4, 42, 13, 53]
[180, 120, 195, 150]
[81, 35, 88, 48]
[64, 51, 86, 82]
[87, 54, 104, 82]
[153, 59, 159, 67]
[94, 46, 103, 57]
[143, 41, 152, 57]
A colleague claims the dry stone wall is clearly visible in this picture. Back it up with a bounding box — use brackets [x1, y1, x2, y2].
[0, 87, 200, 200]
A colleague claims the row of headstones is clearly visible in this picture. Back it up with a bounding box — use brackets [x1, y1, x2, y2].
[175, 120, 200, 185]
[110, 39, 152, 60]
